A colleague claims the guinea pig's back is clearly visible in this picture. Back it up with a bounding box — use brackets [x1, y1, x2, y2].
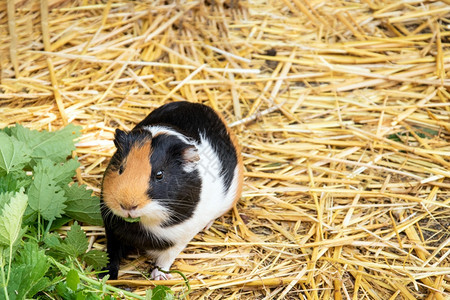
[135, 101, 242, 194]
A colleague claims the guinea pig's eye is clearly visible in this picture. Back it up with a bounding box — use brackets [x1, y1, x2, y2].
[118, 165, 124, 175]
[155, 170, 164, 180]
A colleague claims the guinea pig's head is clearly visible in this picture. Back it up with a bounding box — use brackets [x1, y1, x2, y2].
[102, 128, 201, 226]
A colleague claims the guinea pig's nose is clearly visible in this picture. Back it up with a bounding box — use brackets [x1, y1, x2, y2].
[120, 204, 138, 211]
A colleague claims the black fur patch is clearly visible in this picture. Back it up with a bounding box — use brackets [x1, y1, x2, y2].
[149, 134, 202, 227]
[102, 207, 174, 251]
[135, 101, 237, 191]
[100, 203, 173, 280]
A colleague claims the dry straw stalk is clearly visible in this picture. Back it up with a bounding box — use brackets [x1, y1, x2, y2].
[1, 0, 449, 299]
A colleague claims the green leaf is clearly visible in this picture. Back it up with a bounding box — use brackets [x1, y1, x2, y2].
[3, 241, 51, 299]
[50, 216, 72, 231]
[0, 171, 32, 194]
[65, 222, 88, 256]
[123, 217, 141, 223]
[55, 282, 73, 299]
[0, 131, 32, 174]
[22, 205, 38, 226]
[67, 269, 80, 292]
[387, 133, 401, 142]
[10, 124, 81, 163]
[28, 169, 67, 221]
[43, 232, 62, 248]
[150, 285, 174, 300]
[63, 184, 103, 226]
[34, 158, 80, 187]
[77, 292, 88, 300]
[0, 189, 28, 247]
[0, 191, 15, 211]
[1, 126, 13, 136]
[49, 222, 88, 259]
[82, 250, 108, 271]
[146, 289, 153, 300]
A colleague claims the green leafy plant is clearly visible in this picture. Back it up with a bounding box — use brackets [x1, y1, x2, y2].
[0, 124, 103, 228]
[0, 124, 189, 299]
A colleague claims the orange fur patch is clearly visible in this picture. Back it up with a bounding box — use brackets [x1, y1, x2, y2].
[103, 140, 153, 212]
[229, 129, 244, 205]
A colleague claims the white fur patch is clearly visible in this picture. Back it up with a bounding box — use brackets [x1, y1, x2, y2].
[142, 125, 196, 146]
[138, 127, 240, 276]
[136, 201, 170, 227]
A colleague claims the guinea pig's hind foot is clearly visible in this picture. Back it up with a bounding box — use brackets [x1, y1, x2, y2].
[151, 267, 173, 280]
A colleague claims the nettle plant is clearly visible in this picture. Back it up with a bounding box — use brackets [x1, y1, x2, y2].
[0, 125, 115, 299]
[0, 124, 111, 298]
[0, 124, 187, 300]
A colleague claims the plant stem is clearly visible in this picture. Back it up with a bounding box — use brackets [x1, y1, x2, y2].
[6, 245, 12, 290]
[167, 269, 191, 297]
[44, 219, 53, 236]
[49, 258, 145, 300]
[0, 251, 10, 300]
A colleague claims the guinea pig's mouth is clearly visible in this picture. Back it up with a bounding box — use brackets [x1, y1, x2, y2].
[123, 210, 141, 219]
[108, 206, 141, 219]
[110, 202, 169, 227]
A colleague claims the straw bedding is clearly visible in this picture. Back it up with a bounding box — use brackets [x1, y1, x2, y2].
[1, 0, 450, 299]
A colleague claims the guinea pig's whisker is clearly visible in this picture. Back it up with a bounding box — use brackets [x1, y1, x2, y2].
[100, 204, 123, 225]
[166, 210, 192, 220]
[156, 201, 196, 209]
[152, 198, 193, 204]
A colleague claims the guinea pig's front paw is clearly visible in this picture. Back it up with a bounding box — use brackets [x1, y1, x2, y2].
[99, 265, 118, 280]
[151, 268, 173, 280]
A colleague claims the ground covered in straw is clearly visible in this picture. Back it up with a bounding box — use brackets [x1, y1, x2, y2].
[1, 0, 450, 299]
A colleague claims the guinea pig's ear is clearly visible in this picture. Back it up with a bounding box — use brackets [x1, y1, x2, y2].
[182, 145, 200, 172]
[114, 129, 128, 149]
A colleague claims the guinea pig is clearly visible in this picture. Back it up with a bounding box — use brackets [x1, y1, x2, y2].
[100, 101, 244, 280]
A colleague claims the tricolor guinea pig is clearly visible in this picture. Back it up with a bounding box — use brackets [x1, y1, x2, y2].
[101, 101, 243, 280]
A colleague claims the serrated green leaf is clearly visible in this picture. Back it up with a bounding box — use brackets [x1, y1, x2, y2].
[64, 184, 103, 226]
[50, 216, 72, 231]
[67, 269, 80, 291]
[43, 232, 62, 248]
[82, 250, 108, 270]
[0, 189, 28, 247]
[1, 126, 13, 136]
[0, 171, 33, 194]
[0, 131, 32, 174]
[65, 222, 88, 256]
[151, 285, 174, 300]
[46, 223, 89, 260]
[28, 170, 67, 221]
[2, 241, 51, 299]
[57, 222, 89, 258]
[10, 124, 81, 163]
[55, 282, 73, 299]
[34, 158, 80, 187]
[0, 191, 15, 211]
